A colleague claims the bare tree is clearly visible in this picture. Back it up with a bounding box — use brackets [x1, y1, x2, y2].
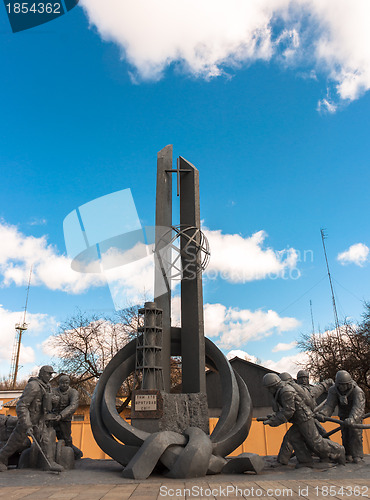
[298, 303, 370, 411]
[49, 308, 139, 382]
[0, 377, 27, 391]
[48, 307, 183, 411]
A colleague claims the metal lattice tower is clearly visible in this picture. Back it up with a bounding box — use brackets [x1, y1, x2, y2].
[9, 266, 32, 388]
[135, 302, 164, 390]
[320, 229, 343, 364]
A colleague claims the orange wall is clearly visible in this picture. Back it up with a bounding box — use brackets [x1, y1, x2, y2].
[74, 416, 370, 459]
[2, 401, 369, 459]
[211, 417, 370, 457]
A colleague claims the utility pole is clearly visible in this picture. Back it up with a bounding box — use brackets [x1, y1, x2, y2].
[9, 266, 32, 389]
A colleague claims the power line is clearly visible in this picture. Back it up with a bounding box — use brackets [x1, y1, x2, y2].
[278, 274, 327, 315]
[332, 277, 363, 303]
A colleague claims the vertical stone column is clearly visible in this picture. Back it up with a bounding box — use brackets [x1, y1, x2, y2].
[154, 145, 172, 392]
[179, 156, 206, 394]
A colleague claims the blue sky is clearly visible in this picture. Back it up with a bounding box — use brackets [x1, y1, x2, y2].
[1, 1, 370, 379]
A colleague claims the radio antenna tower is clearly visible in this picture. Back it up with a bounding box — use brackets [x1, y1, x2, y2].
[9, 266, 32, 389]
[309, 299, 315, 335]
[320, 229, 343, 363]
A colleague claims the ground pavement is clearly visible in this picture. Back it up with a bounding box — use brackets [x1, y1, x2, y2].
[0, 456, 369, 499]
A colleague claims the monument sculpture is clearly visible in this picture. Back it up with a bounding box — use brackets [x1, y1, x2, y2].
[262, 373, 346, 468]
[90, 145, 257, 479]
[296, 370, 334, 407]
[52, 375, 83, 460]
[0, 366, 63, 472]
[277, 371, 333, 465]
[0, 415, 30, 467]
[316, 370, 367, 463]
[0, 366, 78, 472]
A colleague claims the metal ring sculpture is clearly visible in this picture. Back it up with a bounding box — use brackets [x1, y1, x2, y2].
[155, 225, 210, 280]
[90, 328, 252, 477]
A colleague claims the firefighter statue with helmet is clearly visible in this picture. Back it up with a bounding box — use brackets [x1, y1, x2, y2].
[0, 366, 64, 472]
[315, 370, 366, 463]
[262, 372, 345, 468]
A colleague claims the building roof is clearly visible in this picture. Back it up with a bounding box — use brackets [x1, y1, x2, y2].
[0, 390, 23, 399]
[228, 356, 279, 374]
[206, 356, 279, 409]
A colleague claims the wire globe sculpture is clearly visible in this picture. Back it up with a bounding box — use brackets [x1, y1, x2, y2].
[155, 225, 210, 280]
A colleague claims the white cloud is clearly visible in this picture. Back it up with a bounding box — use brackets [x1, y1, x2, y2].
[171, 299, 299, 349]
[317, 97, 337, 114]
[80, 0, 370, 106]
[0, 220, 299, 309]
[0, 220, 106, 294]
[204, 229, 298, 283]
[272, 340, 297, 352]
[0, 305, 55, 366]
[203, 302, 299, 349]
[226, 349, 259, 364]
[80, 0, 277, 80]
[104, 254, 156, 308]
[263, 351, 309, 376]
[28, 217, 47, 226]
[337, 243, 369, 267]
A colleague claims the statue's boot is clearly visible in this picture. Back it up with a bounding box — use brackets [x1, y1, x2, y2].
[72, 444, 83, 460]
[329, 445, 346, 465]
[42, 459, 64, 473]
[277, 430, 294, 465]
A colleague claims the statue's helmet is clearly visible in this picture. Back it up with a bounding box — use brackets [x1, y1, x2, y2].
[335, 370, 352, 385]
[280, 372, 293, 382]
[39, 365, 55, 377]
[297, 370, 309, 379]
[263, 373, 281, 388]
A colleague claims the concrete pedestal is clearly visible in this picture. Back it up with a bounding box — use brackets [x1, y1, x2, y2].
[131, 392, 209, 434]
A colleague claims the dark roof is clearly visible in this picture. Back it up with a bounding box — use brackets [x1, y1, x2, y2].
[206, 356, 279, 409]
[228, 356, 279, 374]
[4, 398, 19, 408]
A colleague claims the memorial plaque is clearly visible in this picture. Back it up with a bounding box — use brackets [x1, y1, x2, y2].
[131, 389, 163, 419]
[135, 394, 157, 411]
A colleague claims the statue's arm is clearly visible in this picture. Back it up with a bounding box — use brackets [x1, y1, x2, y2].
[310, 378, 333, 400]
[318, 387, 336, 417]
[16, 381, 38, 429]
[349, 389, 366, 422]
[268, 390, 295, 426]
[60, 389, 79, 420]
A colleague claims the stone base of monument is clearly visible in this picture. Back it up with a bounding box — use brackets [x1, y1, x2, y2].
[90, 333, 254, 479]
[221, 453, 265, 474]
[131, 391, 209, 435]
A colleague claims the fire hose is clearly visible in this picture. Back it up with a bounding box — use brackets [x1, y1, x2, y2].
[257, 412, 370, 438]
[319, 415, 370, 430]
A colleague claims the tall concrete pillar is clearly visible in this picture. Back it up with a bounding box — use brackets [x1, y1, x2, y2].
[154, 145, 172, 392]
[179, 156, 206, 394]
